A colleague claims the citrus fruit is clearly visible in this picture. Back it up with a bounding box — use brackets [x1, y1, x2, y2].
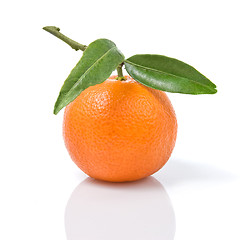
[44, 27, 217, 182]
[63, 76, 177, 182]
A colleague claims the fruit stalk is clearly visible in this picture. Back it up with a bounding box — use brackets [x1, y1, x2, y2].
[42, 26, 87, 51]
[116, 63, 126, 81]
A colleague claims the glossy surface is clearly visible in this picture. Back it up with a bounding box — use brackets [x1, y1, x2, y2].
[65, 177, 176, 240]
[1, 0, 240, 239]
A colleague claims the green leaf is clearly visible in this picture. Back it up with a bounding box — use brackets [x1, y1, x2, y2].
[54, 39, 125, 114]
[124, 54, 217, 95]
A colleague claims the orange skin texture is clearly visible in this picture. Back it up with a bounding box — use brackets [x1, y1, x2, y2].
[63, 76, 177, 182]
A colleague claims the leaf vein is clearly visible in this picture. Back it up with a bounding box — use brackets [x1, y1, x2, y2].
[125, 60, 215, 90]
[66, 46, 118, 97]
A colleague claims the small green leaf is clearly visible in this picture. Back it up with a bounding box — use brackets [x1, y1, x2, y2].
[54, 39, 125, 114]
[125, 54, 217, 94]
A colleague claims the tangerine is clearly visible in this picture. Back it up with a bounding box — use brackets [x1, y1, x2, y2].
[63, 75, 177, 182]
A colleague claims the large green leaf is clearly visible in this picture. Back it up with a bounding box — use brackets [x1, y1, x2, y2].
[125, 54, 217, 94]
[54, 39, 125, 114]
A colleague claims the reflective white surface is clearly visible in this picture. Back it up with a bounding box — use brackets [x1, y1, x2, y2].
[63, 160, 239, 240]
[65, 177, 175, 240]
[0, 0, 240, 239]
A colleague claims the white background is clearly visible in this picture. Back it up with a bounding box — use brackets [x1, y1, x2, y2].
[0, 0, 240, 239]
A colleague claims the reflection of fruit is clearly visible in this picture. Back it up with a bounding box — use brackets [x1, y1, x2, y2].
[65, 177, 176, 240]
[63, 75, 177, 182]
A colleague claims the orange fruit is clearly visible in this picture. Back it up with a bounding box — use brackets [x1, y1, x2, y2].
[63, 75, 177, 182]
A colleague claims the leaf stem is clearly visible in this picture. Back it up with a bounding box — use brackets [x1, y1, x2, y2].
[43, 26, 126, 81]
[116, 63, 126, 80]
[43, 26, 87, 51]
